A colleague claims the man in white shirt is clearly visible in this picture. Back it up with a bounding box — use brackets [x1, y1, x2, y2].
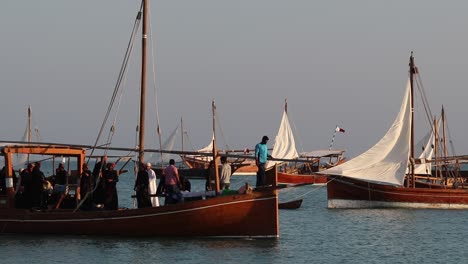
[146, 163, 159, 207]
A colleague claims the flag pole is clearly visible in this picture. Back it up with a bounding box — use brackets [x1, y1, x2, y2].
[329, 126, 338, 150]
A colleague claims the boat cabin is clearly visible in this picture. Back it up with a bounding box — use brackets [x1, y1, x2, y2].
[0, 144, 85, 209]
[279, 149, 346, 174]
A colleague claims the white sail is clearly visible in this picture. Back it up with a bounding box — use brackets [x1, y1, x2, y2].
[267, 110, 299, 168]
[320, 79, 412, 186]
[411, 119, 440, 175]
[182, 134, 215, 164]
[148, 125, 179, 164]
[13, 106, 41, 167]
[198, 134, 214, 153]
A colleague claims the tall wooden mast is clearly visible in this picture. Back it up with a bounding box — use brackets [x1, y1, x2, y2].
[27, 105, 32, 163]
[138, 0, 148, 164]
[212, 100, 220, 193]
[409, 52, 416, 188]
[284, 98, 288, 114]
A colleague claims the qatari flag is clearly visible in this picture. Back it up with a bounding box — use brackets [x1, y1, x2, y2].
[335, 126, 345, 133]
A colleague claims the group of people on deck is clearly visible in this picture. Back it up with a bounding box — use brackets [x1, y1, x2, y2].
[15, 162, 48, 209]
[3, 135, 269, 210]
[80, 155, 193, 210]
[12, 161, 71, 209]
[78, 155, 122, 210]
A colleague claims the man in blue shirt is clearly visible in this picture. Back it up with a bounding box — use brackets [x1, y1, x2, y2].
[255, 135, 269, 187]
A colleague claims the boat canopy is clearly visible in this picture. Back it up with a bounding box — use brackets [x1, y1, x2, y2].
[299, 149, 345, 158]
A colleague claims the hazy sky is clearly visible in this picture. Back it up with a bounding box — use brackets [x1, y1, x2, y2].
[1, 1, 468, 159]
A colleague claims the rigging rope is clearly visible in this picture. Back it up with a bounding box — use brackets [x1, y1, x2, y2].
[289, 110, 305, 154]
[281, 180, 331, 202]
[415, 72, 434, 133]
[148, 3, 165, 167]
[87, 3, 143, 162]
[183, 130, 196, 151]
[444, 111, 457, 156]
[214, 106, 230, 150]
[75, 3, 143, 212]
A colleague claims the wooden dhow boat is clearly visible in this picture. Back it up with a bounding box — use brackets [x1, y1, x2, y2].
[268, 100, 345, 185]
[180, 127, 258, 175]
[0, 144, 279, 237]
[321, 53, 468, 209]
[0, 0, 279, 237]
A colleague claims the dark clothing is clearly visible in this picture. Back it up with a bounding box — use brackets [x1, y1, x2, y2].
[55, 168, 67, 185]
[182, 177, 191, 192]
[165, 184, 182, 205]
[92, 161, 107, 186]
[0, 167, 6, 194]
[92, 162, 107, 205]
[256, 162, 266, 187]
[79, 169, 93, 210]
[18, 170, 33, 208]
[134, 169, 152, 208]
[156, 175, 166, 196]
[93, 177, 106, 205]
[205, 167, 216, 191]
[103, 169, 119, 210]
[31, 167, 47, 208]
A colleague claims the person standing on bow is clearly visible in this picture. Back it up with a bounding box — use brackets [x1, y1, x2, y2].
[255, 135, 269, 188]
[146, 162, 160, 207]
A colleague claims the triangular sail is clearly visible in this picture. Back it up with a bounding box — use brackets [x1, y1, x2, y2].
[13, 106, 41, 167]
[267, 110, 299, 168]
[198, 134, 214, 153]
[182, 134, 215, 164]
[320, 79, 412, 186]
[411, 118, 440, 175]
[148, 125, 179, 165]
[12, 124, 31, 167]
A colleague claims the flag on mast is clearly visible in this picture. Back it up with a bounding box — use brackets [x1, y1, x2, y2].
[335, 126, 345, 133]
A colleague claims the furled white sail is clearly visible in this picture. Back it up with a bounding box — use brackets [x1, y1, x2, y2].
[411, 119, 439, 175]
[267, 110, 299, 168]
[320, 80, 412, 186]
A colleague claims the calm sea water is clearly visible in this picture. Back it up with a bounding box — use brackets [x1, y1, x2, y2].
[1, 170, 467, 264]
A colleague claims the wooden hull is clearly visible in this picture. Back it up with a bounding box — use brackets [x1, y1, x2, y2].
[0, 144, 279, 238]
[278, 198, 303, 209]
[232, 164, 257, 174]
[327, 176, 468, 209]
[0, 190, 278, 237]
[278, 171, 328, 185]
[182, 156, 211, 169]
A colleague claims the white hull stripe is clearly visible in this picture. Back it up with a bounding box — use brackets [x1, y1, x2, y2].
[328, 199, 468, 209]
